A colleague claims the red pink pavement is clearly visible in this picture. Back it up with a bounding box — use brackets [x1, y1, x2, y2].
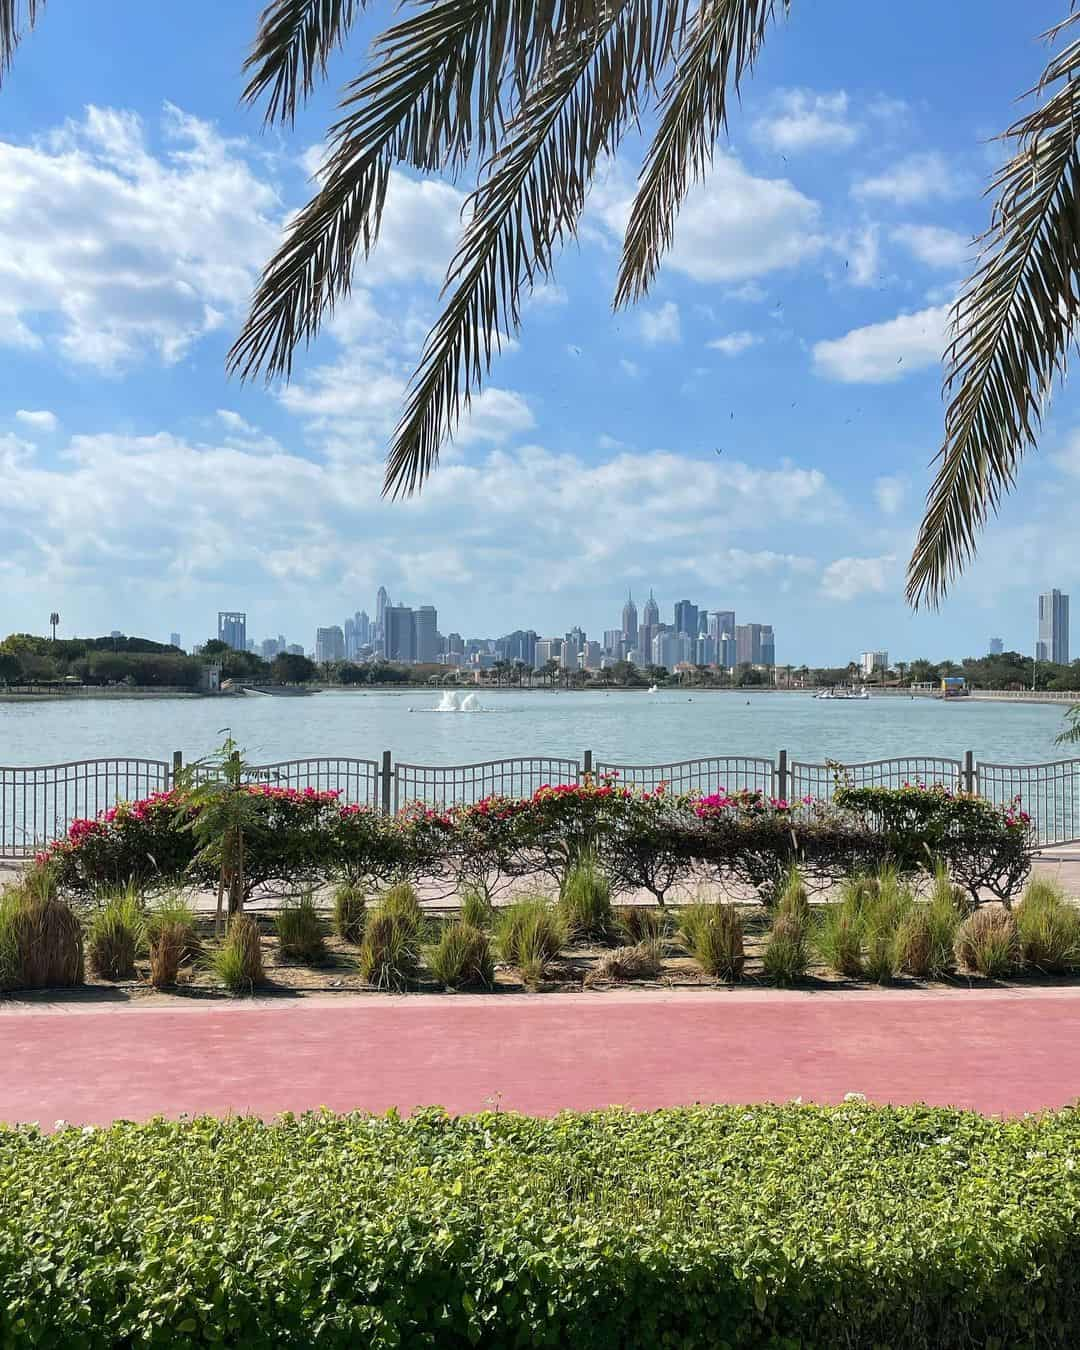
[4, 986, 1080, 1125]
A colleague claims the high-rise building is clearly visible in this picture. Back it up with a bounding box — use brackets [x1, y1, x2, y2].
[673, 600, 699, 639]
[357, 610, 371, 647]
[502, 630, 538, 667]
[736, 623, 773, 666]
[642, 589, 659, 628]
[384, 605, 415, 663]
[583, 641, 603, 670]
[1038, 590, 1069, 665]
[721, 634, 737, 668]
[698, 611, 709, 636]
[315, 626, 346, 664]
[217, 612, 247, 651]
[860, 650, 888, 677]
[603, 628, 624, 656]
[344, 617, 358, 659]
[375, 587, 390, 652]
[651, 630, 678, 670]
[709, 610, 735, 642]
[535, 638, 563, 667]
[989, 637, 1004, 656]
[169, 632, 181, 649]
[446, 632, 465, 659]
[621, 593, 638, 648]
[286, 644, 304, 656]
[560, 631, 582, 670]
[413, 606, 439, 664]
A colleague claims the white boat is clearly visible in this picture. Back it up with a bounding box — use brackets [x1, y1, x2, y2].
[815, 687, 869, 701]
[647, 684, 659, 694]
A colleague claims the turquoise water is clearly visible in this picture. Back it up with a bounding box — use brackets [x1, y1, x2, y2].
[0, 689, 1070, 769]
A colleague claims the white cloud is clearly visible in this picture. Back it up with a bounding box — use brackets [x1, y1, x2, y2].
[891, 224, 972, 268]
[216, 409, 255, 434]
[0, 104, 282, 370]
[455, 388, 534, 444]
[638, 301, 681, 345]
[14, 409, 58, 431]
[707, 331, 761, 356]
[873, 475, 908, 516]
[820, 554, 897, 601]
[812, 304, 949, 383]
[853, 152, 963, 205]
[619, 358, 641, 378]
[595, 152, 824, 284]
[846, 225, 881, 286]
[751, 89, 858, 153]
[527, 282, 568, 308]
[726, 281, 767, 303]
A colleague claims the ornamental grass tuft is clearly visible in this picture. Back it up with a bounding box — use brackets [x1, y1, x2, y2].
[495, 897, 566, 980]
[358, 892, 422, 991]
[0, 885, 83, 991]
[678, 902, 744, 981]
[558, 854, 615, 943]
[424, 920, 494, 989]
[1015, 876, 1080, 973]
[776, 865, 811, 923]
[585, 938, 663, 985]
[86, 886, 145, 981]
[954, 907, 1020, 978]
[145, 894, 200, 964]
[148, 921, 186, 989]
[763, 913, 809, 985]
[615, 904, 670, 944]
[209, 914, 264, 993]
[274, 893, 327, 964]
[459, 885, 494, 930]
[332, 883, 366, 944]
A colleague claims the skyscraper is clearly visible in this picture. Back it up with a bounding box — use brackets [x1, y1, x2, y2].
[315, 626, 346, 663]
[642, 590, 659, 628]
[989, 637, 1004, 656]
[217, 612, 246, 651]
[413, 606, 439, 664]
[384, 605, 415, 663]
[1038, 590, 1069, 665]
[736, 623, 774, 666]
[621, 593, 638, 648]
[673, 600, 699, 639]
[169, 632, 181, 649]
[357, 611, 371, 647]
[375, 587, 390, 652]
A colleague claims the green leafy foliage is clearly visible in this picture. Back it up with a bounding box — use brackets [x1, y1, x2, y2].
[8, 1104, 1080, 1347]
[557, 853, 615, 942]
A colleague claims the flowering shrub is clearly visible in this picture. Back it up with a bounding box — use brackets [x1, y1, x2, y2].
[36, 777, 1037, 907]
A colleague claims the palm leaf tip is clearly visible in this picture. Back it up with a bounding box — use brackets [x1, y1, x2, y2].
[907, 15, 1080, 610]
[242, 0, 365, 125]
[1, 0, 44, 82]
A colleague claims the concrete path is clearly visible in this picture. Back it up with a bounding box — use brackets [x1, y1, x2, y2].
[5, 987, 1080, 1125]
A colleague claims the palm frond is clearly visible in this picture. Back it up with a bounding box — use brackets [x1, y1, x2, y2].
[615, 0, 782, 308]
[0, 0, 43, 84]
[230, 0, 670, 382]
[242, 0, 366, 126]
[384, 0, 692, 498]
[908, 14, 1080, 608]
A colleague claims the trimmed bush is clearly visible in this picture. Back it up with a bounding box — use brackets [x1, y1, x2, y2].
[0, 887, 83, 991]
[678, 902, 744, 981]
[1016, 877, 1080, 973]
[274, 893, 327, 963]
[10, 1104, 1080, 1347]
[763, 914, 808, 985]
[86, 888, 144, 981]
[585, 939, 663, 985]
[615, 905, 670, 944]
[558, 855, 615, 942]
[459, 885, 494, 930]
[954, 907, 1020, 978]
[148, 922, 185, 989]
[209, 914, 264, 993]
[332, 883, 366, 944]
[495, 898, 566, 984]
[424, 921, 494, 989]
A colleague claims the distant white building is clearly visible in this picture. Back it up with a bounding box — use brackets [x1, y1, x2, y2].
[860, 650, 889, 677]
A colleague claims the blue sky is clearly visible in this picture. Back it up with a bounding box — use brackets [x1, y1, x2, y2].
[1, 0, 1077, 663]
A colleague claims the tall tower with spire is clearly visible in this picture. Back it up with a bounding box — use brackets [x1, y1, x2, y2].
[621, 592, 638, 648]
[642, 589, 659, 627]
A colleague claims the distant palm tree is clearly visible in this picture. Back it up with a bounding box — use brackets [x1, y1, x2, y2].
[5, 4, 1078, 604]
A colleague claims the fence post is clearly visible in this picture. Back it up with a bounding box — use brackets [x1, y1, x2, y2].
[381, 750, 392, 816]
[963, 749, 975, 795]
[583, 749, 593, 782]
[777, 749, 788, 803]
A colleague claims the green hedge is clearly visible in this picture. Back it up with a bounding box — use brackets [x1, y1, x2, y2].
[2, 1104, 1080, 1347]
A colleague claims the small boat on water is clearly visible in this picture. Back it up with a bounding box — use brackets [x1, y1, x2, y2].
[815, 687, 870, 701]
[647, 684, 659, 694]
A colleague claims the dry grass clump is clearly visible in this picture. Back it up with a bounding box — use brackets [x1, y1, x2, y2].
[585, 939, 663, 986]
[208, 914, 265, 993]
[762, 914, 809, 986]
[615, 905, 670, 944]
[332, 883, 366, 944]
[678, 902, 744, 981]
[954, 907, 1020, 978]
[0, 884, 84, 991]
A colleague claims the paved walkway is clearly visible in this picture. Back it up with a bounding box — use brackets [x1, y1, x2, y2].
[5, 987, 1080, 1125]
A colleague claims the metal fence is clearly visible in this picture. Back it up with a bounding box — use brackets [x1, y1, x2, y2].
[4, 748, 1080, 858]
